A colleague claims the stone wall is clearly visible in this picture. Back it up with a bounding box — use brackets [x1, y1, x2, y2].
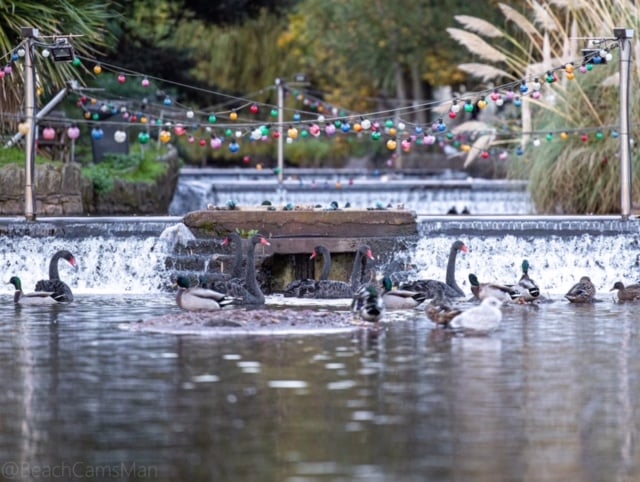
[0, 162, 84, 215]
[82, 154, 180, 215]
[0, 151, 180, 216]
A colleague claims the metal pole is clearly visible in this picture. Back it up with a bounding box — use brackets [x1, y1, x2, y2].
[276, 78, 284, 184]
[4, 82, 74, 149]
[23, 31, 37, 221]
[616, 27, 634, 219]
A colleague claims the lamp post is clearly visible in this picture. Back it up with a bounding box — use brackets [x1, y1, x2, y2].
[614, 28, 634, 219]
[21, 27, 38, 221]
[275, 78, 284, 185]
[275, 75, 309, 186]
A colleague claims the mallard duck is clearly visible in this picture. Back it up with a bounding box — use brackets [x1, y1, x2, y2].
[34, 249, 77, 302]
[508, 259, 540, 303]
[175, 275, 238, 311]
[380, 276, 427, 310]
[8, 276, 56, 305]
[610, 281, 640, 302]
[468, 273, 514, 302]
[565, 276, 596, 303]
[351, 283, 385, 324]
[449, 296, 503, 334]
[400, 240, 468, 298]
[425, 288, 462, 327]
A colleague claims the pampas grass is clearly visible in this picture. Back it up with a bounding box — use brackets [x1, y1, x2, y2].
[453, 15, 504, 38]
[446, 28, 508, 63]
[450, 0, 640, 214]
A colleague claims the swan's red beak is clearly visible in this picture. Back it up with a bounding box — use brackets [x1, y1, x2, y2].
[366, 249, 374, 260]
[461, 244, 469, 253]
[69, 256, 78, 269]
[222, 237, 231, 247]
[310, 249, 318, 260]
[260, 237, 271, 246]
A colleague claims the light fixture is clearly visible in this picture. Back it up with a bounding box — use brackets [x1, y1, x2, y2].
[50, 38, 75, 62]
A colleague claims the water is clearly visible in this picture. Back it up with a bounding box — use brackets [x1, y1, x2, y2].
[2, 219, 640, 481]
[1, 296, 640, 481]
[169, 173, 533, 216]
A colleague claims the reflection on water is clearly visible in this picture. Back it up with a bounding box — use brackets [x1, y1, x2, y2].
[0, 295, 639, 481]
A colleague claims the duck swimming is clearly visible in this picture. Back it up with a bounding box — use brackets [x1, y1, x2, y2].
[9, 276, 56, 305]
[507, 259, 540, 303]
[351, 283, 385, 324]
[565, 276, 596, 303]
[425, 286, 462, 327]
[468, 273, 514, 303]
[610, 281, 640, 302]
[380, 276, 427, 310]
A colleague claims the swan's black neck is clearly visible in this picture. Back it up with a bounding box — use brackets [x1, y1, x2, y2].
[350, 246, 370, 291]
[229, 233, 244, 279]
[49, 252, 64, 280]
[316, 245, 332, 281]
[445, 244, 463, 295]
[244, 236, 265, 301]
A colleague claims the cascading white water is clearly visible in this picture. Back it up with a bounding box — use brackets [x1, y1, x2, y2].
[2, 216, 638, 298]
[0, 233, 178, 295]
[170, 177, 533, 215]
[390, 234, 640, 297]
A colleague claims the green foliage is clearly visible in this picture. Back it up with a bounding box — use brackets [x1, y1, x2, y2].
[235, 227, 259, 239]
[0, 0, 118, 126]
[81, 145, 169, 194]
[83, 164, 114, 195]
[0, 147, 63, 167]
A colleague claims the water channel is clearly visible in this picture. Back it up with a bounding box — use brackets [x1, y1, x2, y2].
[1, 211, 640, 481]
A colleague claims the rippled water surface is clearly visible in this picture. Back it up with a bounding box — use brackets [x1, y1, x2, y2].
[1, 293, 639, 482]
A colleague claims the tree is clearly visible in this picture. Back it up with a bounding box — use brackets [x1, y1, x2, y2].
[0, 1, 118, 133]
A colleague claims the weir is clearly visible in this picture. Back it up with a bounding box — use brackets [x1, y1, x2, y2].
[0, 214, 638, 297]
[170, 170, 532, 216]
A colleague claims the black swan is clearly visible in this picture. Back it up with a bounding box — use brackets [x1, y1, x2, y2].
[35, 250, 78, 302]
[399, 240, 468, 298]
[217, 234, 271, 305]
[283, 245, 375, 299]
[200, 232, 245, 291]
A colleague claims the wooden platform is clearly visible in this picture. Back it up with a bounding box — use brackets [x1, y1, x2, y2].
[183, 207, 418, 254]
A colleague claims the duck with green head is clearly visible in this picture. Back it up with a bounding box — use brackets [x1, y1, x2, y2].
[8, 276, 56, 305]
[508, 259, 541, 303]
[175, 275, 239, 311]
[468, 273, 514, 303]
[381, 275, 427, 310]
[351, 283, 385, 324]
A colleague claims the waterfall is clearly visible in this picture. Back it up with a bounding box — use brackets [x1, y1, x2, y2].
[383, 217, 640, 297]
[169, 173, 533, 215]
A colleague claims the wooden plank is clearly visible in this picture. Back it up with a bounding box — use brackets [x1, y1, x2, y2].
[183, 208, 418, 238]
